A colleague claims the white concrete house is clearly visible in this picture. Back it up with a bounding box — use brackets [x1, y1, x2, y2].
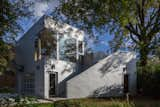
[14, 15, 137, 99]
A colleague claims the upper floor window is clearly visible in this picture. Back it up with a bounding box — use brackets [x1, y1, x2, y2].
[34, 29, 84, 62]
[34, 38, 41, 61]
[34, 29, 57, 61]
[59, 35, 84, 62]
[59, 37, 77, 62]
[40, 29, 57, 57]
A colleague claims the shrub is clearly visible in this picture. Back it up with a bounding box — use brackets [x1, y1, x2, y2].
[0, 96, 38, 107]
[110, 100, 135, 107]
[0, 87, 14, 93]
[137, 57, 160, 96]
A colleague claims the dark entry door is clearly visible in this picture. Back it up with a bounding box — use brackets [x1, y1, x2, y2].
[49, 73, 57, 97]
[124, 74, 129, 93]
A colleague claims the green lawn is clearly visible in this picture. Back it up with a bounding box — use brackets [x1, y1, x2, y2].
[53, 98, 160, 107]
[24, 103, 53, 107]
[11, 98, 160, 107]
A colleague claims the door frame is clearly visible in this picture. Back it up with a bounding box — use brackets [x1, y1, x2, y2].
[49, 72, 58, 97]
[123, 73, 129, 94]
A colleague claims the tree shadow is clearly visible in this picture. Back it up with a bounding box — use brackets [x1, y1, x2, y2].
[99, 52, 130, 75]
[90, 84, 123, 98]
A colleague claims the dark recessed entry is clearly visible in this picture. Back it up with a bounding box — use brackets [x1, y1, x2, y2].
[49, 72, 58, 97]
[124, 74, 129, 94]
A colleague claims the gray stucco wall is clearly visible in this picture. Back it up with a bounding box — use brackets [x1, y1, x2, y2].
[66, 51, 137, 98]
[126, 59, 137, 95]
[15, 16, 45, 97]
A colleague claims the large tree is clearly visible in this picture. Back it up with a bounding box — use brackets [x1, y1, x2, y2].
[55, 0, 160, 72]
[0, 0, 33, 72]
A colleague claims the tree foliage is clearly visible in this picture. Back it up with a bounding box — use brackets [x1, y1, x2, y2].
[137, 56, 160, 96]
[0, 41, 14, 72]
[0, 0, 33, 36]
[0, 0, 32, 72]
[56, 0, 160, 72]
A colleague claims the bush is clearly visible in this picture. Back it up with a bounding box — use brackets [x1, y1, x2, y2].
[0, 87, 14, 93]
[0, 96, 38, 107]
[137, 57, 160, 96]
[110, 100, 135, 107]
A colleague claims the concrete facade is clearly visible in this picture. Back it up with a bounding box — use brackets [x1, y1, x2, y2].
[66, 51, 137, 98]
[15, 15, 137, 99]
[15, 16, 84, 98]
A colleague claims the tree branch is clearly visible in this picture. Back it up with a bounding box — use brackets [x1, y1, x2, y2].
[130, 33, 139, 44]
[125, 22, 141, 38]
[135, 0, 143, 26]
[146, 8, 157, 30]
[147, 5, 160, 39]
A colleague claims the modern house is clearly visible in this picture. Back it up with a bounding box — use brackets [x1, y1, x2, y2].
[14, 15, 137, 99]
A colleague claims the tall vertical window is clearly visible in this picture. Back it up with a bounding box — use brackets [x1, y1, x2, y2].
[34, 29, 57, 61]
[34, 39, 38, 61]
[39, 29, 57, 58]
[78, 41, 84, 55]
[34, 38, 41, 61]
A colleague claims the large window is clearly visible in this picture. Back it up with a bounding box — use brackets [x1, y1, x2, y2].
[59, 36, 77, 62]
[59, 35, 84, 62]
[34, 29, 57, 61]
[40, 29, 57, 57]
[34, 29, 84, 62]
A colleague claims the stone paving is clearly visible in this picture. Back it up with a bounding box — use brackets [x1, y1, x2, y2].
[37, 98, 70, 103]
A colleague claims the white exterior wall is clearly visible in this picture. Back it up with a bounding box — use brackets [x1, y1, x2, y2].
[66, 51, 137, 98]
[43, 59, 76, 98]
[15, 15, 137, 99]
[43, 17, 84, 98]
[15, 16, 85, 98]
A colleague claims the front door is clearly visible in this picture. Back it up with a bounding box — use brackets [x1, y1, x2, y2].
[123, 74, 129, 94]
[49, 73, 58, 97]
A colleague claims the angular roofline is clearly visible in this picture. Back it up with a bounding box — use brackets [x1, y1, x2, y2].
[17, 15, 85, 44]
[16, 15, 45, 43]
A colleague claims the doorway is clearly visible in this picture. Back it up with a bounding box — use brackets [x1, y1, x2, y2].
[124, 74, 129, 93]
[49, 72, 58, 97]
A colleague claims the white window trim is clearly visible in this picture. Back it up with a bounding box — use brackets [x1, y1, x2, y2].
[56, 33, 60, 60]
[76, 40, 85, 60]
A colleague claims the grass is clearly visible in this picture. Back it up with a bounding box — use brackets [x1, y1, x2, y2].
[6, 98, 160, 107]
[34, 103, 53, 107]
[22, 103, 53, 107]
[54, 98, 160, 107]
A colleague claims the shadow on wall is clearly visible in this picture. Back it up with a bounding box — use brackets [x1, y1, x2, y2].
[57, 80, 67, 97]
[57, 61, 76, 97]
[99, 53, 128, 75]
[90, 53, 129, 97]
[90, 84, 123, 98]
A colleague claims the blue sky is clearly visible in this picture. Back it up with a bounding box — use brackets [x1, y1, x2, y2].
[17, 0, 112, 52]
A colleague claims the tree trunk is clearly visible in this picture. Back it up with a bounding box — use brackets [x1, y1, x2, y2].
[139, 46, 149, 73]
[138, 46, 149, 95]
